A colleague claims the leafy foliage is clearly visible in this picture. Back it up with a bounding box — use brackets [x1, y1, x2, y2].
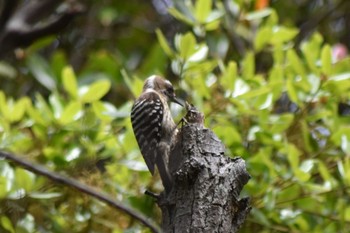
[1, 0, 350, 232]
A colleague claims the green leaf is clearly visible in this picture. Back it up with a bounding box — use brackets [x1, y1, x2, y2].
[121, 71, 144, 98]
[188, 44, 208, 62]
[286, 75, 299, 104]
[254, 26, 272, 51]
[59, 101, 82, 125]
[244, 8, 272, 21]
[301, 34, 323, 75]
[251, 208, 271, 226]
[265, 9, 278, 26]
[29, 192, 62, 199]
[204, 17, 221, 30]
[35, 93, 54, 118]
[0, 176, 7, 198]
[324, 73, 350, 96]
[26, 102, 46, 126]
[317, 160, 332, 182]
[268, 114, 294, 133]
[287, 49, 306, 78]
[271, 26, 298, 45]
[213, 125, 241, 146]
[49, 92, 63, 119]
[26, 54, 56, 90]
[195, 0, 212, 23]
[92, 101, 118, 121]
[273, 44, 284, 65]
[0, 96, 30, 123]
[263, 188, 276, 210]
[155, 29, 175, 57]
[9, 98, 28, 122]
[286, 143, 299, 168]
[0, 61, 17, 79]
[338, 158, 350, 186]
[14, 168, 34, 192]
[62, 66, 78, 98]
[1, 216, 15, 233]
[168, 7, 194, 25]
[240, 85, 271, 99]
[175, 32, 196, 59]
[285, 144, 310, 182]
[242, 51, 255, 80]
[220, 61, 237, 92]
[79, 80, 111, 103]
[268, 66, 284, 85]
[321, 44, 332, 76]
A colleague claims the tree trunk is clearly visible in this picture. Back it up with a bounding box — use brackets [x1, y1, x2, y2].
[158, 111, 251, 232]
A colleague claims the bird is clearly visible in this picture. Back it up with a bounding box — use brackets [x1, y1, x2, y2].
[130, 75, 183, 192]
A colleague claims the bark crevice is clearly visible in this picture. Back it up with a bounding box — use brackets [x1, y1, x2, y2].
[159, 120, 251, 233]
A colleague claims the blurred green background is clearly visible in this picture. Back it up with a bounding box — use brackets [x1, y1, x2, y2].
[1, 0, 350, 232]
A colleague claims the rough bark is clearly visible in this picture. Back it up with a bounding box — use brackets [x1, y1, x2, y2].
[158, 109, 251, 232]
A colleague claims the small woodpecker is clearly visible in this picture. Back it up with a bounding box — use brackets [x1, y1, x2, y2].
[130, 75, 183, 192]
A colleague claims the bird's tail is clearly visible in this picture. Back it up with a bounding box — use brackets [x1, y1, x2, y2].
[156, 142, 173, 193]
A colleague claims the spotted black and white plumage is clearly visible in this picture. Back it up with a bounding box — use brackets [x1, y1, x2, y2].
[131, 93, 164, 174]
[131, 75, 183, 192]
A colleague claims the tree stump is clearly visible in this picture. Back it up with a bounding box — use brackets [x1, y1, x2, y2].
[158, 107, 251, 233]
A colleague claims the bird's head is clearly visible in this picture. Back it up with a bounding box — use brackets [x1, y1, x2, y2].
[143, 75, 184, 106]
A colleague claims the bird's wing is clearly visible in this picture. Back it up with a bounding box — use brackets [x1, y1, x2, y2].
[131, 92, 163, 174]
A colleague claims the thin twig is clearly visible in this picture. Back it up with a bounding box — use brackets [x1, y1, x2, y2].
[0, 151, 161, 233]
[0, 0, 84, 57]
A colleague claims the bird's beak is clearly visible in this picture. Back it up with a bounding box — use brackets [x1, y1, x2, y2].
[171, 95, 184, 106]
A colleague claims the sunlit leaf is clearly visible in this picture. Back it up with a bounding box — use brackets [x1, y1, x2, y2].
[213, 125, 242, 146]
[1, 216, 15, 233]
[0, 61, 17, 79]
[29, 192, 62, 199]
[286, 75, 299, 104]
[317, 160, 332, 183]
[168, 7, 194, 25]
[287, 49, 306, 78]
[59, 101, 82, 125]
[270, 114, 294, 132]
[0, 176, 7, 198]
[242, 51, 255, 80]
[49, 92, 63, 119]
[92, 101, 119, 121]
[321, 44, 332, 76]
[188, 44, 208, 62]
[195, 0, 212, 23]
[244, 8, 272, 21]
[27, 54, 56, 90]
[62, 66, 78, 98]
[79, 80, 111, 103]
[286, 143, 299, 166]
[1, 97, 30, 123]
[121, 71, 144, 97]
[255, 26, 272, 51]
[14, 168, 35, 193]
[271, 26, 298, 44]
[175, 32, 196, 59]
[220, 61, 237, 93]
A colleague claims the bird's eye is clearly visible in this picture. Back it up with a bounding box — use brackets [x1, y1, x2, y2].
[167, 87, 174, 94]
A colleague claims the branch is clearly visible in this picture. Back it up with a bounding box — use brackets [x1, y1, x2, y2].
[160, 105, 251, 232]
[295, 0, 347, 46]
[0, 0, 84, 57]
[0, 151, 161, 233]
[0, 0, 19, 29]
